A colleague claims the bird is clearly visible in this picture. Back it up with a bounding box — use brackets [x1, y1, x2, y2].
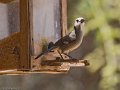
[35, 17, 85, 59]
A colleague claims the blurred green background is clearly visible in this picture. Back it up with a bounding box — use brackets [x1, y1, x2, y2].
[68, 0, 120, 90]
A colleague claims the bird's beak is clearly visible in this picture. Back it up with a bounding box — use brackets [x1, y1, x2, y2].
[81, 19, 85, 23]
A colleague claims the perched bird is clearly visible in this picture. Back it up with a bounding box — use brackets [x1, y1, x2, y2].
[35, 17, 85, 59]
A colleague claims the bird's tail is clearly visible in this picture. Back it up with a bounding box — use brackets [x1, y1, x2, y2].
[35, 46, 58, 59]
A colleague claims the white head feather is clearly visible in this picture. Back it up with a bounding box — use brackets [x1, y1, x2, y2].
[74, 17, 85, 27]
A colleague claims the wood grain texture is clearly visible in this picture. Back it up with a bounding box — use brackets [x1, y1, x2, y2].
[0, 32, 20, 70]
[0, 0, 31, 71]
[20, 0, 31, 70]
[60, 0, 68, 37]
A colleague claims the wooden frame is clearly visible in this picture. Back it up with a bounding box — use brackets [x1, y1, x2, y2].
[0, 0, 31, 71]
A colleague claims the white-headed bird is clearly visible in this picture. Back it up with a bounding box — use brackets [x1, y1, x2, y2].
[35, 17, 85, 59]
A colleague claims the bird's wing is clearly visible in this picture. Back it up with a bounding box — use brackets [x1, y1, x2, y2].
[55, 30, 76, 45]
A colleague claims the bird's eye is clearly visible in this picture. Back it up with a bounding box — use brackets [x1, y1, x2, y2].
[76, 20, 79, 22]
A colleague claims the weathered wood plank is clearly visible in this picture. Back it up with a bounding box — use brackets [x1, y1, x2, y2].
[41, 59, 89, 66]
[20, 0, 31, 70]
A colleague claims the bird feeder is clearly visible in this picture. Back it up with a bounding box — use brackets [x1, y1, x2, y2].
[0, 0, 89, 75]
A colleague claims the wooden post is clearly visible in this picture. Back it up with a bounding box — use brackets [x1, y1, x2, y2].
[19, 0, 31, 70]
[60, 0, 68, 37]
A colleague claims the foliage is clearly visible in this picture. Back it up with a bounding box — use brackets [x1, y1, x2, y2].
[68, 0, 120, 90]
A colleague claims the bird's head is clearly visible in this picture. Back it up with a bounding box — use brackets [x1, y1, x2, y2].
[74, 17, 85, 28]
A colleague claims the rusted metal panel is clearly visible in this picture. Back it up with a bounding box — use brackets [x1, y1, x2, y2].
[19, 0, 31, 70]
